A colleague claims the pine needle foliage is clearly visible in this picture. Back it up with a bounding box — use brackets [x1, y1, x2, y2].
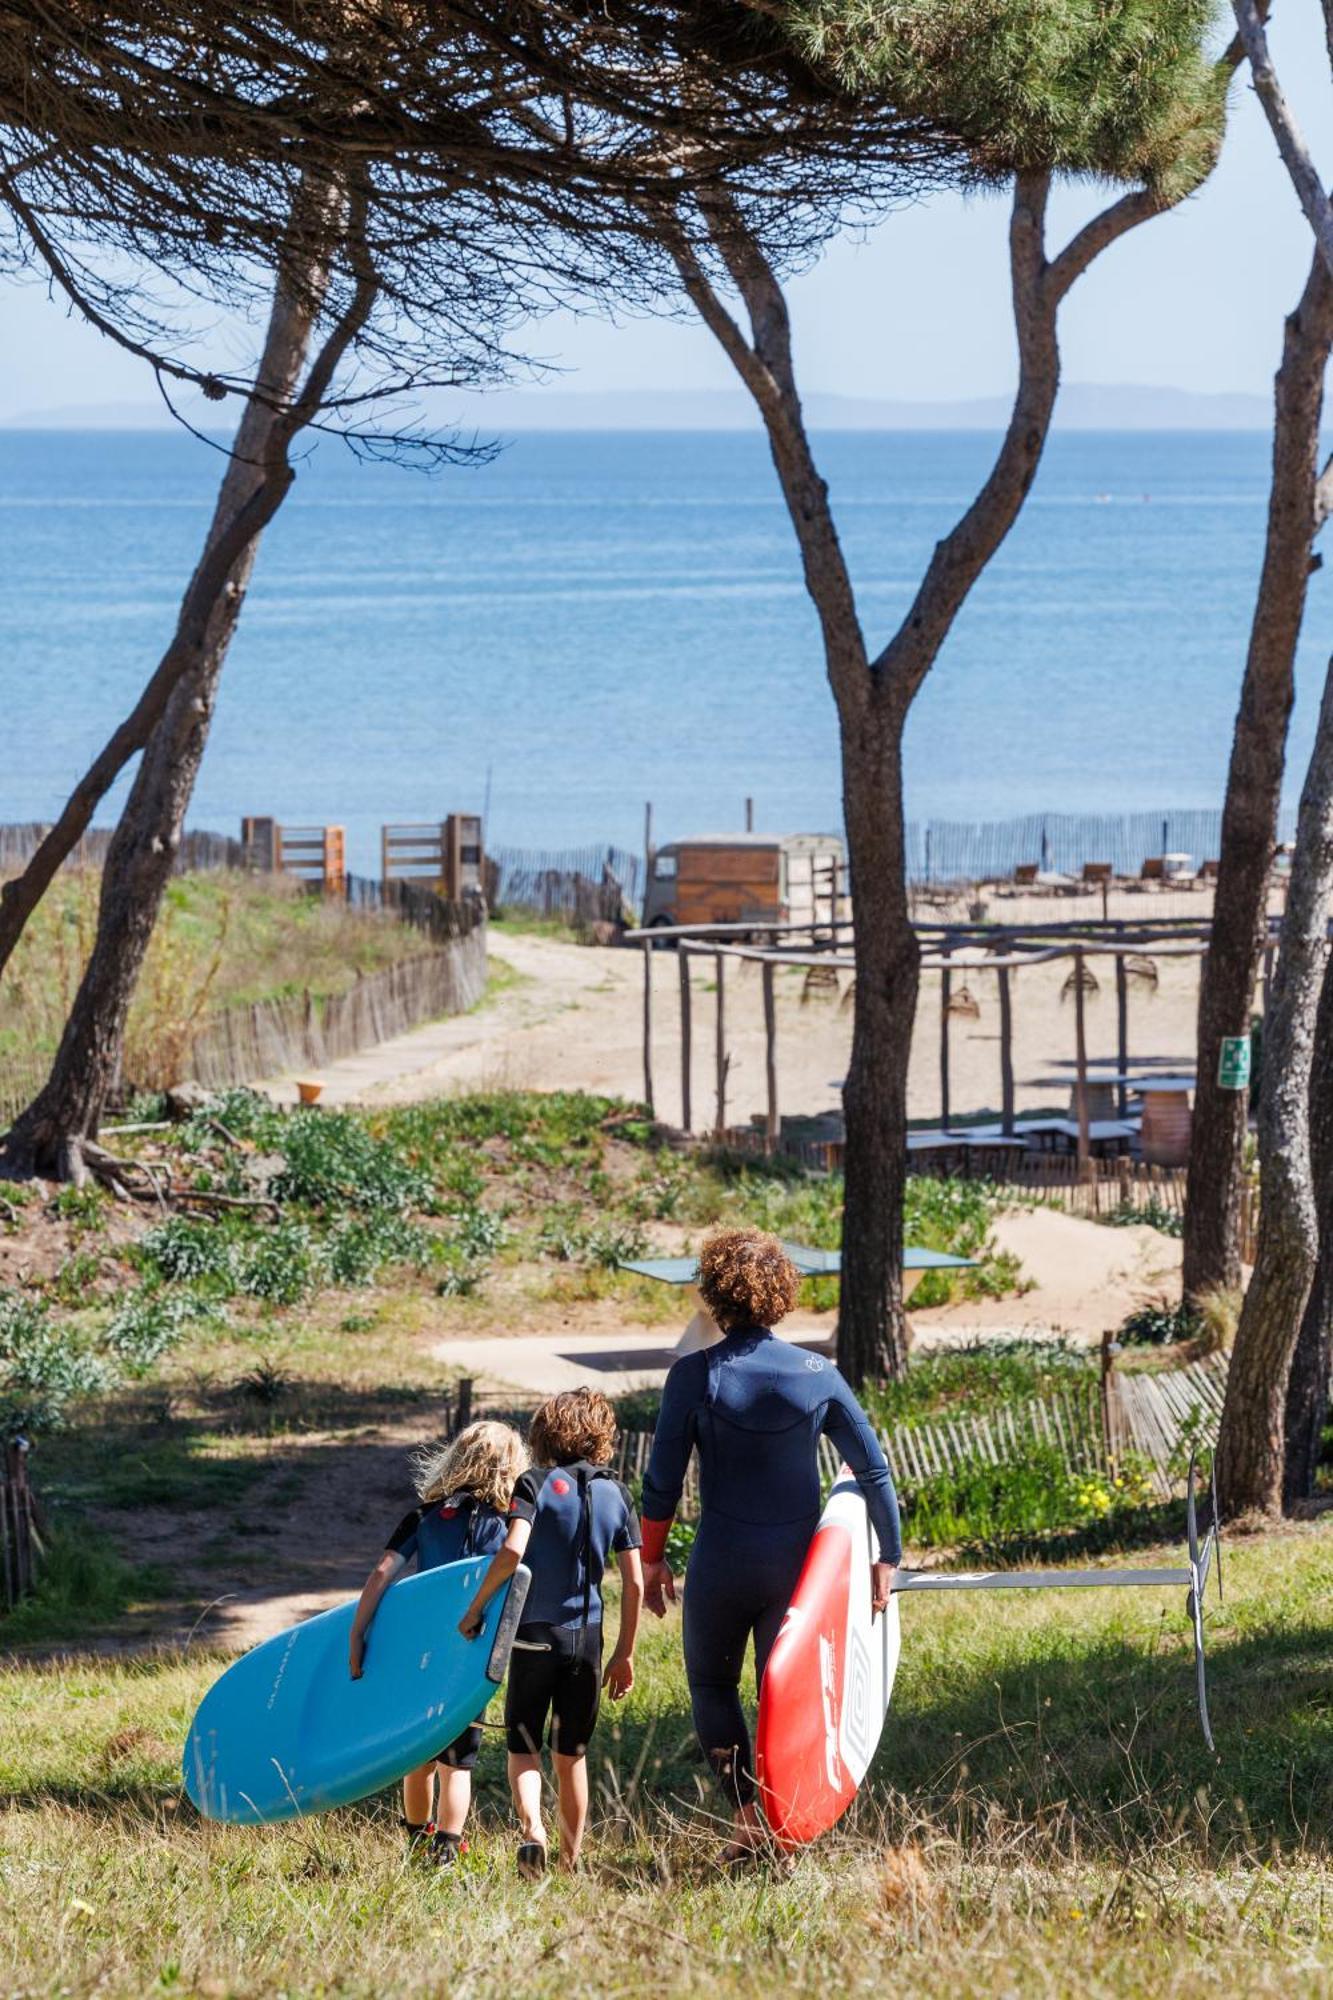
[787, 0, 1225, 196]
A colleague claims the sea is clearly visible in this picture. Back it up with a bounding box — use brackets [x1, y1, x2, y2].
[1, 426, 1326, 876]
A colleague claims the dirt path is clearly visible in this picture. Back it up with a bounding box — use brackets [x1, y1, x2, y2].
[261, 928, 1203, 1132]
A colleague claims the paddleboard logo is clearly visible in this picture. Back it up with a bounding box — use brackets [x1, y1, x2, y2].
[842, 1627, 874, 1779]
[819, 1633, 843, 1790]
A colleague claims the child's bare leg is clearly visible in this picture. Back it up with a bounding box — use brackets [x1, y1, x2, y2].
[438, 1767, 472, 1838]
[552, 1752, 589, 1870]
[508, 1752, 546, 1848]
[401, 1760, 436, 1828]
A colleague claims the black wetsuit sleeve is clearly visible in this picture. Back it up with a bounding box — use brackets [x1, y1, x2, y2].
[611, 1482, 643, 1553]
[641, 1351, 705, 1524]
[385, 1509, 424, 1562]
[507, 1468, 542, 1526]
[821, 1375, 903, 1565]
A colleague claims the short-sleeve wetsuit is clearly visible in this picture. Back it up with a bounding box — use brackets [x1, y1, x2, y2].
[384, 1491, 508, 1768]
[504, 1462, 642, 1756]
[641, 1326, 901, 1809]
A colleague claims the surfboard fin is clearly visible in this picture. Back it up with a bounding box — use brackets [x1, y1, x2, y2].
[486, 1563, 532, 1684]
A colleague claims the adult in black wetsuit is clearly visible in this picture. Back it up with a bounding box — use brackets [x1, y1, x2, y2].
[641, 1227, 900, 1858]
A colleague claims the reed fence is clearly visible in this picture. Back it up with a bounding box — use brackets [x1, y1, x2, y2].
[904, 806, 1298, 887]
[614, 1352, 1229, 1513]
[488, 844, 643, 925]
[1, 1439, 41, 1609]
[0, 823, 244, 876]
[186, 924, 487, 1089]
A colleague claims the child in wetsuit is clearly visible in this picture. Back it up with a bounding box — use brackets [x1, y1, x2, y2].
[350, 1419, 528, 1863]
[459, 1388, 643, 1876]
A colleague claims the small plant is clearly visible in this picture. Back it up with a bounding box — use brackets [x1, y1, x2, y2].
[235, 1221, 321, 1305]
[324, 1213, 433, 1284]
[233, 1356, 293, 1404]
[1119, 1295, 1203, 1346]
[1106, 1199, 1185, 1238]
[48, 1251, 104, 1307]
[1193, 1285, 1241, 1354]
[270, 1108, 434, 1214]
[0, 1292, 109, 1434]
[103, 1293, 197, 1375]
[139, 1215, 237, 1287]
[50, 1184, 107, 1231]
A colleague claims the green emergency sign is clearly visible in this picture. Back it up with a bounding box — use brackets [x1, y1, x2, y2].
[1218, 1037, 1252, 1091]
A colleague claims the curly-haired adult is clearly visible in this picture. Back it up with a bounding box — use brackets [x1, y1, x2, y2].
[641, 1227, 900, 1861]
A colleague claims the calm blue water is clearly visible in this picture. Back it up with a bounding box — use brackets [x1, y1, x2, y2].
[1, 428, 1326, 874]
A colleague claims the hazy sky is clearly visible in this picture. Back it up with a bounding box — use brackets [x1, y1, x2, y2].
[1, 6, 1330, 420]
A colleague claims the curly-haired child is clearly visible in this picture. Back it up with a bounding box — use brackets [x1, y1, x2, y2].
[459, 1388, 643, 1875]
[350, 1418, 528, 1863]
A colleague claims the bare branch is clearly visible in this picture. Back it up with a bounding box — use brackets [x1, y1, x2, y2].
[1232, 0, 1333, 282]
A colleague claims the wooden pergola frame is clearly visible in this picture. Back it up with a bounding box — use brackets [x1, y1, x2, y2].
[628, 919, 1217, 1174]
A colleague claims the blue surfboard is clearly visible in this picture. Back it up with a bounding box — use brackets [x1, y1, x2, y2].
[183, 1559, 530, 1823]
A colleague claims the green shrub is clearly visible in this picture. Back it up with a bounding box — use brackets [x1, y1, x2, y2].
[1119, 1296, 1202, 1346]
[1106, 1200, 1185, 1238]
[863, 1338, 1092, 1428]
[270, 1108, 434, 1213]
[102, 1293, 198, 1374]
[138, 1215, 237, 1286]
[324, 1213, 433, 1284]
[0, 1293, 109, 1434]
[234, 1221, 321, 1304]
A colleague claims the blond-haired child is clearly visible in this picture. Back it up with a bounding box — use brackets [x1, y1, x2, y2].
[350, 1418, 527, 1863]
[459, 1389, 643, 1875]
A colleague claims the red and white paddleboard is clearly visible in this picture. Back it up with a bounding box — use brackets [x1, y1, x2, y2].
[755, 1470, 900, 1848]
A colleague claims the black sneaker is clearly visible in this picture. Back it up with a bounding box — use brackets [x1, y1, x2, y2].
[431, 1831, 466, 1867]
[402, 1818, 435, 1859]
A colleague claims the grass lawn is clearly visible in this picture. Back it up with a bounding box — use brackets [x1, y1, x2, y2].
[3, 1089, 1331, 1993]
[3, 1527, 1333, 1997]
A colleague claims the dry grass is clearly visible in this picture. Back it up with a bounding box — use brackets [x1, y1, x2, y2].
[0, 868, 426, 1082]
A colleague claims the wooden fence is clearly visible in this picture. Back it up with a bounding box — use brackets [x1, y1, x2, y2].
[1, 1439, 41, 1609]
[614, 1353, 1229, 1512]
[186, 925, 487, 1089]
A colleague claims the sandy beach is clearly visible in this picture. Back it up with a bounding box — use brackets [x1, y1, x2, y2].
[273, 920, 1207, 1135]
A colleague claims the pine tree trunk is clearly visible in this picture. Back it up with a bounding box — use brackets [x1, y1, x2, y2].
[1217, 657, 1333, 1518]
[1, 194, 339, 1182]
[1282, 953, 1333, 1505]
[1184, 248, 1333, 1301]
[837, 684, 919, 1384]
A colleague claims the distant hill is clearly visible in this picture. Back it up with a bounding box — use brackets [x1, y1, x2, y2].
[1, 382, 1274, 433]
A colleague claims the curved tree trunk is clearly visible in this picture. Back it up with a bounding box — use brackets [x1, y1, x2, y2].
[1183, 247, 1333, 1301]
[1281, 952, 1333, 1504]
[655, 172, 1174, 1383]
[1, 179, 361, 1182]
[1217, 657, 1333, 1517]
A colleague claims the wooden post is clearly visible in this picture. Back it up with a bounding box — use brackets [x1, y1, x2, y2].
[643, 801, 655, 914]
[745, 796, 755, 832]
[456, 1378, 474, 1434]
[1101, 876, 1110, 922]
[939, 952, 952, 1131]
[678, 947, 693, 1133]
[763, 958, 779, 1151]
[997, 963, 1015, 1136]
[715, 950, 727, 1137]
[1115, 951, 1129, 1119]
[1074, 947, 1091, 1177]
[642, 940, 655, 1115]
